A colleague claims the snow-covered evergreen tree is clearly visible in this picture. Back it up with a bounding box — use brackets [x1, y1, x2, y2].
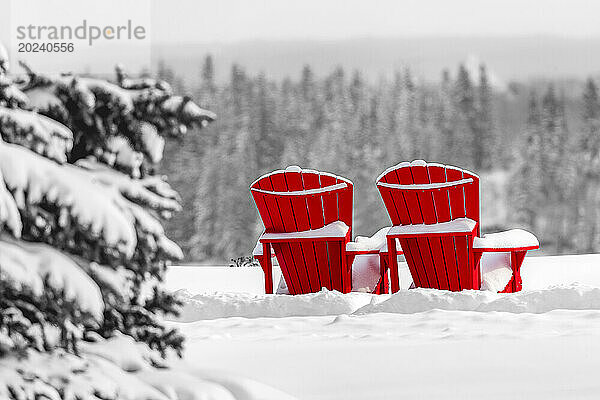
[476, 64, 495, 170]
[0, 41, 215, 397]
[576, 78, 600, 252]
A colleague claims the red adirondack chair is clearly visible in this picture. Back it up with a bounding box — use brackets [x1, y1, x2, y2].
[251, 166, 396, 295]
[377, 160, 539, 293]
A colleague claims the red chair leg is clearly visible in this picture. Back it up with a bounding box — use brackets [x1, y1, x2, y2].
[378, 253, 389, 294]
[259, 243, 273, 294]
[500, 250, 527, 293]
[388, 238, 400, 293]
[346, 253, 357, 293]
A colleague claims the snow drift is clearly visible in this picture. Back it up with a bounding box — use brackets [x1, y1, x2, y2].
[173, 283, 600, 322]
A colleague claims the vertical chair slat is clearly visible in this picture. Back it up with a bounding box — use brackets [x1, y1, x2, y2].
[320, 174, 340, 225]
[395, 165, 433, 288]
[269, 173, 306, 294]
[410, 164, 444, 289]
[285, 170, 320, 292]
[255, 178, 299, 294]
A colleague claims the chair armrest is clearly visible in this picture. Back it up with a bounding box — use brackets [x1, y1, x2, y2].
[387, 218, 477, 239]
[473, 229, 539, 252]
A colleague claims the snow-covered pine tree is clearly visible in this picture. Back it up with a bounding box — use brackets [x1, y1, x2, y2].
[0, 41, 215, 397]
[476, 64, 495, 170]
[513, 90, 544, 231]
[576, 78, 600, 252]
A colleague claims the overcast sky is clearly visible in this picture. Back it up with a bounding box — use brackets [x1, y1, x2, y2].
[152, 0, 600, 43]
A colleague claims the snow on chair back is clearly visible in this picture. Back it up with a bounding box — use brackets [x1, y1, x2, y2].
[377, 160, 481, 291]
[250, 166, 354, 294]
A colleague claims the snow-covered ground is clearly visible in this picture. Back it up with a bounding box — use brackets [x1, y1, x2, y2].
[166, 255, 600, 400]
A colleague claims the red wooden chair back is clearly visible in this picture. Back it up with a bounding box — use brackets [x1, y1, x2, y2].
[250, 166, 354, 294]
[377, 160, 481, 291]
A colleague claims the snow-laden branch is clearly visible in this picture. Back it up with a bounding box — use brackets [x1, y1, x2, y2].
[0, 107, 73, 163]
[0, 165, 21, 237]
[0, 139, 183, 264]
[76, 158, 182, 217]
[0, 235, 104, 320]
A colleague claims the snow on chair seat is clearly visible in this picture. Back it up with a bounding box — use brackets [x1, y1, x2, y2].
[388, 218, 477, 237]
[377, 160, 539, 294]
[250, 166, 391, 295]
[473, 229, 539, 251]
[260, 221, 350, 242]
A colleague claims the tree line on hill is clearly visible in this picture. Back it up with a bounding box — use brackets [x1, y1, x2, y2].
[159, 56, 600, 262]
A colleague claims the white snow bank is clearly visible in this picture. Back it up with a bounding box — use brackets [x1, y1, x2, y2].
[173, 289, 379, 321]
[173, 283, 600, 322]
[355, 283, 600, 315]
[0, 331, 296, 400]
[474, 228, 539, 249]
[0, 235, 104, 319]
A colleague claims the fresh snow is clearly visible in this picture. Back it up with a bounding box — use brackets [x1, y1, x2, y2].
[0, 107, 73, 162]
[25, 87, 64, 112]
[474, 228, 539, 249]
[260, 220, 349, 241]
[140, 122, 165, 163]
[166, 254, 600, 400]
[0, 140, 182, 259]
[1, 331, 295, 400]
[0, 167, 21, 236]
[0, 140, 137, 255]
[0, 235, 104, 319]
[388, 217, 477, 235]
[345, 226, 390, 252]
